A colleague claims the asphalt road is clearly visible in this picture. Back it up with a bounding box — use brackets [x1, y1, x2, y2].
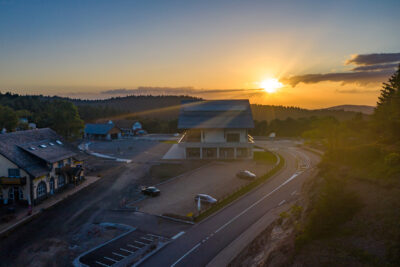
[140, 140, 321, 267]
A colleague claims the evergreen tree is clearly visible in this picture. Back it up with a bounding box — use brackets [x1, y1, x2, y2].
[374, 64, 400, 142]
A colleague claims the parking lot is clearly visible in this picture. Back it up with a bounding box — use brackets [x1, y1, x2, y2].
[77, 229, 169, 267]
[137, 160, 274, 216]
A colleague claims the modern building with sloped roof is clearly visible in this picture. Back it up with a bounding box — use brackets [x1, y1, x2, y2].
[178, 100, 255, 159]
[0, 128, 84, 205]
[84, 121, 121, 140]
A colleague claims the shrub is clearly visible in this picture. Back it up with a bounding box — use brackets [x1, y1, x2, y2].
[296, 176, 362, 248]
[384, 152, 400, 167]
[253, 150, 277, 164]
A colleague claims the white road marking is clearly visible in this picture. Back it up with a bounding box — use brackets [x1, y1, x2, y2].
[172, 231, 185, 240]
[291, 190, 297, 196]
[95, 260, 111, 267]
[104, 256, 118, 263]
[127, 244, 140, 249]
[171, 170, 304, 266]
[112, 252, 126, 258]
[170, 243, 201, 267]
[140, 236, 153, 242]
[147, 233, 164, 239]
[134, 240, 146, 245]
[279, 200, 286, 206]
[120, 248, 134, 253]
[215, 172, 300, 234]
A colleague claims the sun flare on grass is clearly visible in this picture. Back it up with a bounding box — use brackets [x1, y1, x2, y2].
[260, 78, 283, 93]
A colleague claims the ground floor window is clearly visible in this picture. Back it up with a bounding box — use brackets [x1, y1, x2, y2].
[58, 175, 65, 188]
[50, 177, 55, 194]
[220, 148, 234, 159]
[202, 148, 217, 159]
[37, 182, 47, 198]
[186, 148, 201, 159]
[237, 148, 249, 158]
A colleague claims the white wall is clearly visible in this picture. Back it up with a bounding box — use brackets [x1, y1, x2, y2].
[202, 129, 248, 143]
[0, 155, 30, 203]
[203, 129, 225, 143]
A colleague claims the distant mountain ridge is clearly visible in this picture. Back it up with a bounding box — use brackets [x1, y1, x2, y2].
[0, 92, 371, 122]
[322, 104, 375, 115]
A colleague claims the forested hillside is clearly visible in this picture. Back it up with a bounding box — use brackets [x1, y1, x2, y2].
[0, 92, 366, 137]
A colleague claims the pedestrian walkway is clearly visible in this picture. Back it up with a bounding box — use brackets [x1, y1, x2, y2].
[162, 144, 184, 160]
[0, 176, 100, 237]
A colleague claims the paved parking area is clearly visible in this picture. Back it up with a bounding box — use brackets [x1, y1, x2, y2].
[137, 160, 273, 216]
[77, 229, 169, 267]
[88, 139, 171, 162]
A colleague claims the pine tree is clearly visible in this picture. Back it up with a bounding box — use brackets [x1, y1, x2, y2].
[374, 64, 400, 142]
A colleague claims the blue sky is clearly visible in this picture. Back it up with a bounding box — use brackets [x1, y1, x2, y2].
[0, 0, 399, 107]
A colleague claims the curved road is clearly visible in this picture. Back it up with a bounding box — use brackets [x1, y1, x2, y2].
[140, 140, 321, 267]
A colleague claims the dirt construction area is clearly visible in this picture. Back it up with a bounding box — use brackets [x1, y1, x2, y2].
[137, 160, 274, 216]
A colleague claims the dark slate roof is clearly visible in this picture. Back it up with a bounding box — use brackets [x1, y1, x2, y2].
[0, 128, 77, 177]
[178, 100, 254, 129]
[18, 139, 77, 164]
[84, 123, 116, 135]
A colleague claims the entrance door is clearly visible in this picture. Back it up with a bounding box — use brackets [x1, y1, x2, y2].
[13, 187, 19, 202]
[50, 178, 55, 195]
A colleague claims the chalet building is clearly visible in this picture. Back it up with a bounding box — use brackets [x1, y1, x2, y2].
[178, 100, 254, 159]
[113, 120, 144, 136]
[0, 128, 84, 205]
[84, 121, 121, 140]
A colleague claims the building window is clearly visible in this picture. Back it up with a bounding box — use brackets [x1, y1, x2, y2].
[186, 148, 201, 159]
[58, 160, 64, 168]
[237, 148, 249, 158]
[37, 182, 47, 198]
[68, 158, 72, 165]
[58, 175, 65, 188]
[8, 188, 14, 200]
[202, 148, 217, 159]
[8, 168, 20, 177]
[226, 133, 240, 142]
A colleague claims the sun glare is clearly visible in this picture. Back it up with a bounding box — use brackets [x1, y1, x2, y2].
[260, 78, 283, 93]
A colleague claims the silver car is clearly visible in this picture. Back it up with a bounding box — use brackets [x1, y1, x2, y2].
[236, 170, 257, 179]
[194, 194, 217, 204]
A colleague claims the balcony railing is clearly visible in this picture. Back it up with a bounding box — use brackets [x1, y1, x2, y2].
[0, 176, 27, 185]
[248, 134, 254, 143]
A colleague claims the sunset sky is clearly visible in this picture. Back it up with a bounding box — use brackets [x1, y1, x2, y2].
[1, 0, 399, 108]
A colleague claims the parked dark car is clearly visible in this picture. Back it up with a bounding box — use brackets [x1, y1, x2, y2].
[141, 186, 161, 197]
[236, 170, 257, 179]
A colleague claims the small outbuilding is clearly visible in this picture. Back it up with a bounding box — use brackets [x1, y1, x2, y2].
[84, 121, 121, 140]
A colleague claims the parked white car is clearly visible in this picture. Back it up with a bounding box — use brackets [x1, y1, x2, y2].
[194, 194, 217, 204]
[236, 170, 257, 179]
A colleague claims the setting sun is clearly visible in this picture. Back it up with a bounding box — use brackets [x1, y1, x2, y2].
[260, 78, 283, 93]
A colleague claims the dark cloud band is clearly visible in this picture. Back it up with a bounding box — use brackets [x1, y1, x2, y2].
[283, 69, 394, 87]
[346, 53, 400, 66]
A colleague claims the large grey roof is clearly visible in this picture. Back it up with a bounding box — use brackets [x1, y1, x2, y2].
[0, 128, 77, 177]
[178, 100, 254, 129]
[84, 123, 116, 135]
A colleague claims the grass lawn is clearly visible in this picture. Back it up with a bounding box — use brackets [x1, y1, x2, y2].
[253, 150, 278, 164]
[160, 140, 178, 144]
